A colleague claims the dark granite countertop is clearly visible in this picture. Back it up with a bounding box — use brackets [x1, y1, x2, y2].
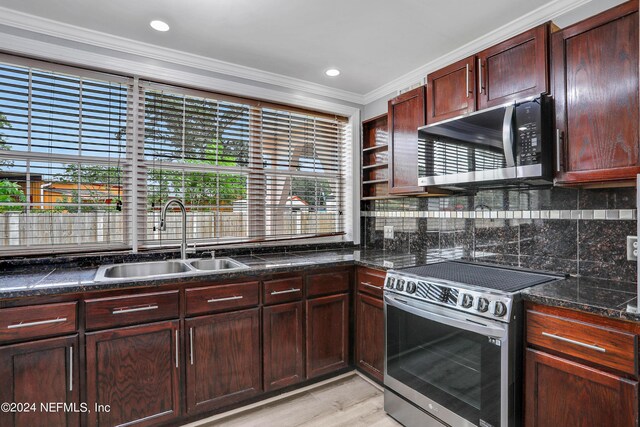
[522, 276, 640, 322]
[0, 249, 425, 300]
[4, 247, 640, 324]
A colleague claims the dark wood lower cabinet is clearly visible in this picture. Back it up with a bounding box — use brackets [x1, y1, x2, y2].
[355, 293, 384, 382]
[0, 335, 79, 427]
[306, 293, 349, 379]
[85, 321, 180, 427]
[185, 308, 261, 414]
[525, 349, 638, 427]
[263, 302, 304, 391]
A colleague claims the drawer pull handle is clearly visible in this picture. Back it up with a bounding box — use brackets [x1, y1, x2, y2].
[8, 317, 67, 329]
[112, 304, 158, 315]
[270, 288, 301, 295]
[363, 282, 383, 290]
[208, 295, 243, 303]
[541, 332, 606, 353]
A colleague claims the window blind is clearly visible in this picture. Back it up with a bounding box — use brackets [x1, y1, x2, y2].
[0, 54, 348, 256]
[0, 55, 132, 255]
[138, 81, 347, 249]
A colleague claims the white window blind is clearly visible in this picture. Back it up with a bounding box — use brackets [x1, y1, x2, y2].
[138, 81, 347, 249]
[0, 55, 132, 255]
[0, 55, 348, 256]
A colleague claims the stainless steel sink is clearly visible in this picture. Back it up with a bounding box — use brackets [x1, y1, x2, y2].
[188, 258, 247, 271]
[94, 257, 249, 282]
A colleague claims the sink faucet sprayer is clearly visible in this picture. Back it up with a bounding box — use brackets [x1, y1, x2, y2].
[159, 198, 189, 260]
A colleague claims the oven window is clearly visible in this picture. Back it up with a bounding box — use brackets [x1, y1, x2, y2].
[386, 304, 501, 426]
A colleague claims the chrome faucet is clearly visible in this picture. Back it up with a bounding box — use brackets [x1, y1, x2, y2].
[159, 198, 189, 260]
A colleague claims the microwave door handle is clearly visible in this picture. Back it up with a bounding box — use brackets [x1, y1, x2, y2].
[384, 294, 505, 337]
[502, 105, 516, 168]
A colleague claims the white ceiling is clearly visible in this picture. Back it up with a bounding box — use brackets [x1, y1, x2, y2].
[0, 0, 628, 99]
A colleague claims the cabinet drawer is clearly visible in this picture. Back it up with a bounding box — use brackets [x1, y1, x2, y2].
[356, 267, 385, 298]
[186, 281, 259, 316]
[527, 310, 637, 375]
[0, 302, 77, 343]
[264, 277, 303, 305]
[85, 290, 179, 331]
[307, 270, 350, 298]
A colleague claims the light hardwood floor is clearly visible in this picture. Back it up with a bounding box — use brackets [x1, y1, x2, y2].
[185, 373, 402, 427]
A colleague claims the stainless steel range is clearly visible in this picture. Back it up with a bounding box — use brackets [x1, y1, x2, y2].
[383, 261, 560, 427]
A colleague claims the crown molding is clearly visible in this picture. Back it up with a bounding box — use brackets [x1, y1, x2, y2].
[0, 0, 595, 108]
[0, 6, 365, 105]
[362, 0, 594, 104]
[0, 33, 362, 119]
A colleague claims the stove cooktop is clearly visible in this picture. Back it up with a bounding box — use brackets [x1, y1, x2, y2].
[397, 261, 557, 293]
[385, 261, 561, 322]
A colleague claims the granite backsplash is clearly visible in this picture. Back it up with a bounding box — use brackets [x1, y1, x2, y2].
[361, 186, 637, 283]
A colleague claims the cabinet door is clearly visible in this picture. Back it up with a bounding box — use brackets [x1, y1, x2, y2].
[0, 335, 79, 427]
[185, 308, 261, 414]
[263, 302, 304, 391]
[85, 321, 180, 427]
[477, 24, 548, 110]
[525, 349, 638, 427]
[426, 56, 475, 124]
[306, 293, 349, 379]
[355, 293, 384, 382]
[553, 2, 639, 184]
[388, 86, 426, 194]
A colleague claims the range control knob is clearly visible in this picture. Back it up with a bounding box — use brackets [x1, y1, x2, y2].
[493, 301, 508, 317]
[395, 279, 405, 292]
[477, 297, 490, 313]
[386, 277, 395, 289]
[461, 294, 474, 308]
[406, 281, 417, 294]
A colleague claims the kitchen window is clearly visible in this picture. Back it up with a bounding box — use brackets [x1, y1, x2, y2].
[0, 55, 348, 256]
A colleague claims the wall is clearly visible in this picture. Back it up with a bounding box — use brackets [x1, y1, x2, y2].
[362, 186, 637, 283]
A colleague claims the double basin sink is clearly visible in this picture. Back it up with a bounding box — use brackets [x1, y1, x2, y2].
[94, 257, 249, 282]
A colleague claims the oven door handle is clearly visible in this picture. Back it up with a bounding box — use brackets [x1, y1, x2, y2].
[384, 294, 506, 337]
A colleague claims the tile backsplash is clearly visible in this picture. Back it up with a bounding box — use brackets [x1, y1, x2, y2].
[361, 186, 637, 282]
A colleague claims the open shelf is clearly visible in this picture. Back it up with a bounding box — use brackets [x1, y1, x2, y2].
[362, 162, 389, 170]
[362, 144, 388, 153]
[362, 114, 392, 200]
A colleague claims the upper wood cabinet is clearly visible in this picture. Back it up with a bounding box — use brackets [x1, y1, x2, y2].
[426, 56, 476, 124]
[388, 86, 427, 194]
[553, 1, 639, 185]
[426, 23, 549, 125]
[477, 24, 549, 110]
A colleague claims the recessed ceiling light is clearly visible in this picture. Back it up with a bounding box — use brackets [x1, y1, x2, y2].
[325, 68, 341, 77]
[150, 20, 170, 32]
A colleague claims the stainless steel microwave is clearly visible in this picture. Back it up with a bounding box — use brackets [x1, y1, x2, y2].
[418, 95, 552, 189]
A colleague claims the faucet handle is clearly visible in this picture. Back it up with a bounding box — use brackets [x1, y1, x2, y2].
[187, 242, 197, 254]
[210, 250, 216, 259]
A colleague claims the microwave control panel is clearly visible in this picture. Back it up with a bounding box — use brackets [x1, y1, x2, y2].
[515, 100, 542, 166]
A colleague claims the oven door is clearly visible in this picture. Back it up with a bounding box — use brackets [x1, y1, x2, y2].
[384, 293, 510, 427]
